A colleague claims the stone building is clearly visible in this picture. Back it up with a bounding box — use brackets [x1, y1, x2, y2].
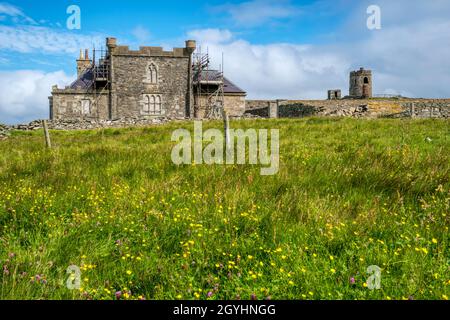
[49, 38, 246, 121]
[349, 67, 372, 98]
[327, 89, 341, 100]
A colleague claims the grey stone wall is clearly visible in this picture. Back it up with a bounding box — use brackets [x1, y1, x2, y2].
[111, 50, 190, 120]
[7, 117, 170, 131]
[224, 94, 246, 117]
[0, 123, 10, 140]
[50, 40, 194, 122]
[192, 94, 246, 118]
[246, 99, 450, 119]
[51, 90, 109, 120]
[401, 101, 449, 118]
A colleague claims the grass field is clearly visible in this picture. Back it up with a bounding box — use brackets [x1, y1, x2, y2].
[0, 118, 448, 300]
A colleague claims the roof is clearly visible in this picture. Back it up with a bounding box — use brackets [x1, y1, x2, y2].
[69, 68, 94, 90]
[194, 69, 246, 94]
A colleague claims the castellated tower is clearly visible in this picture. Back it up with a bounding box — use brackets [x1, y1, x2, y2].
[349, 68, 372, 98]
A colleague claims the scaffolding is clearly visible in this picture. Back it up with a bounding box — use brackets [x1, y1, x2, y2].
[91, 48, 110, 119]
[192, 48, 225, 119]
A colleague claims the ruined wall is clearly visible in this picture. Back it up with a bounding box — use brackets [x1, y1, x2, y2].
[193, 94, 246, 118]
[245, 99, 450, 118]
[246, 100, 272, 110]
[50, 90, 109, 120]
[401, 101, 450, 118]
[111, 47, 190, 120]
[224, 94, 246, 117]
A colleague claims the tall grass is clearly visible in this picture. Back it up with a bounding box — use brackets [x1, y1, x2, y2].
[0, 118, 448, 300]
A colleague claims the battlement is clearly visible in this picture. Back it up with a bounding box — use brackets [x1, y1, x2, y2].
[104, 37, 195, 58]
[112, 46, 189, 57]
[350, 67, 372, 76]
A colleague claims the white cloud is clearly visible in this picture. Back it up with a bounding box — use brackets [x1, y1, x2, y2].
[190, 0, 450, 100]
[211, 0, 300, 27]
[131, 25, 151, 44]
[0, 2, 37, 24]
[0, 25, 104, 54]
[187, 29, 233, 44]
[0, 70, 75, 124]
[193, 36, 350, 99]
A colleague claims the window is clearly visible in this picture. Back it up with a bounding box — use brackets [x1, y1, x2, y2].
[143, 95, 162, 115]
[143, 96, 151, 113]
[364, 77, 369, 84]
[154, 95, 161, 113]
[81, 100, 91, 115]
[149, 95, 156, 113]
[149, 64, 158, 84]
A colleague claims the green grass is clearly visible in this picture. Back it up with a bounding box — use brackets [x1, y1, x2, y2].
[0, 118, 449, 300]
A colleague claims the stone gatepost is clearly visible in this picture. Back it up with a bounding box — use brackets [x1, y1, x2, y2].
[269, 101, 279, 118]
[410, 102, 415, 118]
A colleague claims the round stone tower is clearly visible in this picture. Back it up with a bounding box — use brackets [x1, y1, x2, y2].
[349, 67, 372, 98]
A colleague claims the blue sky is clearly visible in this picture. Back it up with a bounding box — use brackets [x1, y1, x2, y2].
[1, 0, 450, 123]
[0, 0, 351, 73]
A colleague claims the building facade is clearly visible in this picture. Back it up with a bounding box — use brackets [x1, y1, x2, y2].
[49, 38, 246, 121]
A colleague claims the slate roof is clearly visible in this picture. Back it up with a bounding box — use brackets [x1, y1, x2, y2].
[194, 70, 246, 94]
[69, 68, 94, 90]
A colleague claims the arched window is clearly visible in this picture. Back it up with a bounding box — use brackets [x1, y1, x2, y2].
[364, 77, 369, 84]
[143, 95, 162, 115]
[149, 64, 158, 84]
[149, 95, 156, 113]
[155, 95, 161, 113]
[143, 95, 151, 113]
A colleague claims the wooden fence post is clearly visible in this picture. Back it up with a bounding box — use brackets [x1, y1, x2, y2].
[42, 120, 52, 149]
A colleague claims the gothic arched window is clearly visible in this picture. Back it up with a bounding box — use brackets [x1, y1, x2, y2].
[149, 95, 156, 113]
[143, 94, 162, 115]
[149, 64, 158, 84]
[155, 95, 161, 113]
[143, 95, 151, 113]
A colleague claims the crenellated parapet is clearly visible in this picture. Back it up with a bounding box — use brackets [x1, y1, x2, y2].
[112, 45, 192, 57]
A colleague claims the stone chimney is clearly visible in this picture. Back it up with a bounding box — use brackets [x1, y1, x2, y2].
[76, 48, 92, 77]
[185, 40, 196, 55]
[106, 37, 117, 54]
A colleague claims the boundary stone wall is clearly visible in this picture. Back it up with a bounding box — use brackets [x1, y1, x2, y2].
[245, 99, 450, 118]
